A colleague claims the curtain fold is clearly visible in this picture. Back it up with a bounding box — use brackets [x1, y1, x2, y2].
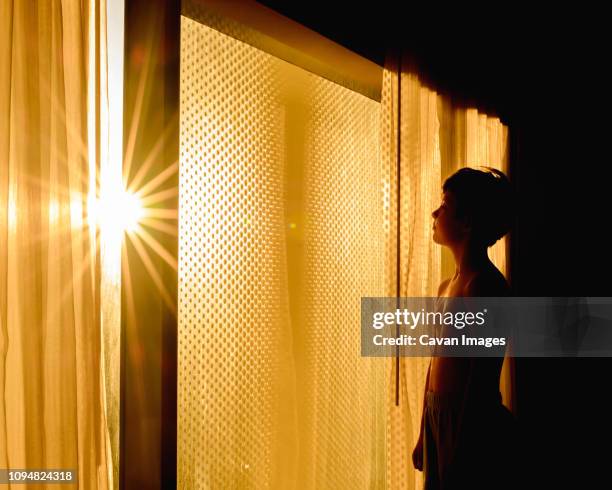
[437, 99, 514, 413]
[383, 56, 513, 490]
[0, 1, 113, 488]
[383, 66, 442, 490]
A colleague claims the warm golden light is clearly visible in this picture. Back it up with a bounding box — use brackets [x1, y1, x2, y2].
[70, 195, 84, 229]
[119, 191, 144, 232]
[178, 18, 384, 489]
[91, 188, 144, 234]
[49, 199, 59, 225]
[7, 198, 17, 231]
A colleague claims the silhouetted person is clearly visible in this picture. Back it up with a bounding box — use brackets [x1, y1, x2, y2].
[411, 166, 518, 489]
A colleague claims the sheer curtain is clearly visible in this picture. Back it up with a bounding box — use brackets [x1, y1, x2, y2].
[437, 99, 510, 279]
[382, 56, 513, 490]
[437, 100, 515, 413]
[0, 1, 114, 488]
[382, 64, 442, 490]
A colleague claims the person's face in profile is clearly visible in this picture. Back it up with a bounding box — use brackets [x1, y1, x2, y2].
[431, 191, 468, 246]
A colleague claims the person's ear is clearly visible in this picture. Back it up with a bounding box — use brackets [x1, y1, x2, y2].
[458, 214, 472, 234]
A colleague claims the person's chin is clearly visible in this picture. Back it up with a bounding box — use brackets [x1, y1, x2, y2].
[432, 232, 448, 246]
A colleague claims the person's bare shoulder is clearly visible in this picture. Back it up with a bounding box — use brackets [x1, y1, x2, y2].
[437, 278, 451, 296]
[465, 267, 510, 297]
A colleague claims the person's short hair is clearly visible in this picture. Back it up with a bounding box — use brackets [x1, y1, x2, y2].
[442, 166, 514, 247]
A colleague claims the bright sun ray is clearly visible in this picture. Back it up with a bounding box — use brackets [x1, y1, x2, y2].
[92, 187, 145, 234]
[139, 186, 179, 207]
[121, 239, 138, 328]
[131, 223, 178, 271]
[141, 207, 178, 219]
[133, 161, 178, 199]
[125, 231, 177, 314]
[120, 236, 148, 421]
[122, 18, 157, 186]
[126, 112, 178, 195]
[139, 217, 178, 237]
[4, 4, 179, 488]
[10, 80, 180, 328]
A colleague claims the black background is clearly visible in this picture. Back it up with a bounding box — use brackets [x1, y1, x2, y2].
[260, 2, 611, 486]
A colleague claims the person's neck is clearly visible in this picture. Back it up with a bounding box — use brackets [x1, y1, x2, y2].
[449, 241, 490, 277]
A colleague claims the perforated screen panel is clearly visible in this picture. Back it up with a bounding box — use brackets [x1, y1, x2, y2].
[178, 17, 386, 489]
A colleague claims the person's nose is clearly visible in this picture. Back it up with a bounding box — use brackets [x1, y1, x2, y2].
[432, 208, 439, 219]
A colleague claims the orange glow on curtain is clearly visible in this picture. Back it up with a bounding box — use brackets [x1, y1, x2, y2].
[0, 0, 126, 488]
[383, 63, 511, 490]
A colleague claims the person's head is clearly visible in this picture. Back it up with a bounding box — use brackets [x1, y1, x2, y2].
[431, 166, 513, 248]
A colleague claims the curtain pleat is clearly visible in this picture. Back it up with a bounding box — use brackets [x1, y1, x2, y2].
[383, 56, 512, 490]
[0, 1, 112, 488]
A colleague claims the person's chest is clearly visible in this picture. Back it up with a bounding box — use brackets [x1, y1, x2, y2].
[440, 277, 469, 298]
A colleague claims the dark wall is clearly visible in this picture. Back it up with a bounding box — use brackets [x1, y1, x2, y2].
[260, 2, 612, 487]
[510, 77, 611, 488]
[122, 1, 179, 489]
